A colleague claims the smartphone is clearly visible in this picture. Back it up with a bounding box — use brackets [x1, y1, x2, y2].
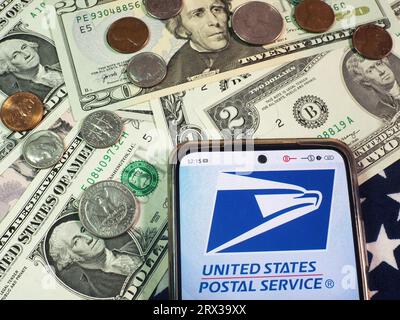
[169, 139, 369, 300]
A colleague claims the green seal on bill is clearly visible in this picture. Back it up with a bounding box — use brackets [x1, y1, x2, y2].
[121, 161, 159, 197]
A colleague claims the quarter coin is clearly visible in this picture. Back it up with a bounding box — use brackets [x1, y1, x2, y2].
[145, 0, 182, 20]
[81, 110, 123, 149]
[232, 1, 284, 45]
[79, 180, 138, 238]
[126, 52, 167, 88]
[22, 130, 64, 169]
[352, 24, 393, 60]
[106, 17, 149, 54]
[294, 0, 335, 33]
[0, 92, 44, 132]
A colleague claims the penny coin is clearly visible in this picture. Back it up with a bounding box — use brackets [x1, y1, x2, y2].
[232, 1, 284, 45]
[294, 0, 335, 33]
[79, 180, 138, 238]
[0, 92, 44, 132]
[352, 24, 393, 60]
[107, 17, 149, 54]
[22, 130, 64, 169]
[126, 52, 167, 88]
[81, 110, 123, 149]
[145, 0, 182, 20]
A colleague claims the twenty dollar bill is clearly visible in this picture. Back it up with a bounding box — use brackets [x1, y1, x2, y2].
[49, 0, 395, 120]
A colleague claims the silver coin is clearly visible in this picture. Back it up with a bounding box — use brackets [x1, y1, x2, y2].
[126, 52, 167, 88]
[81, 110, 123, 149]
[232, 1, 284, 45]
[22, 130, 64, 169]
[79, 180, 138, 238]
[145, 0, 182, 20]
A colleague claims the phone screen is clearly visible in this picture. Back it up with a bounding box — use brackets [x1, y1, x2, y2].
[175, 146, 365, 300]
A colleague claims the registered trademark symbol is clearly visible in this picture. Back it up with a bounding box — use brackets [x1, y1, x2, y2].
[325, 279, 335, 288]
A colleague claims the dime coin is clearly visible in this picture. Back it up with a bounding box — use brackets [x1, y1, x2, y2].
[106, 17, 149, 54]
[22, 130, 64, 169]
[0, 92, 44, 132]
[126, 52, 167, 88]
[294, 0, 335, 33]
[79, 180, 138, 238]
[352, 24, 393, 60]
[81, 110, 123, 149]
[145, 0, 182, 20]
[232, 1, 284, 45]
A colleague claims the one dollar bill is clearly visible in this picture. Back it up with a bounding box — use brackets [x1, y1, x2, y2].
[0, 118, 169, 300]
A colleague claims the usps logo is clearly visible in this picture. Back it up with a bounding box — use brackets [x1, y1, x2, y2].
[206, 170, 335, 254]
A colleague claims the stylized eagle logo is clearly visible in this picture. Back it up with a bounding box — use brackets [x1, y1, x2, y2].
[207, 172, 324, 254]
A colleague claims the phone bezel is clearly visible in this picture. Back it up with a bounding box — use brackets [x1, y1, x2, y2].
[169, 139, 369, 300]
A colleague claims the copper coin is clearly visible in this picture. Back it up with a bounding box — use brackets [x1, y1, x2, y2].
[0, 92, 44, 132]
[294, 0, 335, 33]
[107, 17, 149, 54]
[232, 1, 284, 45]
[352, 24, 393, 60]
[145, 0, 182, 20]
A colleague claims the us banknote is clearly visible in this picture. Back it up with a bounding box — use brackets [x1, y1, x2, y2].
[0, 118, 168, 300]
[191, 45, 400, 184]
[0, 109, 75, 223]
[48, 0, 396, 120]
[0, 0, 72, 174]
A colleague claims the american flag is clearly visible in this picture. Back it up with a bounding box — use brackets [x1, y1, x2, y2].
[360, 159, 400, 300]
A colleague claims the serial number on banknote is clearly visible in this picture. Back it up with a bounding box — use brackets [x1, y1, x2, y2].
[80, 131, 129, 190]
[75, 1, 142, 24]
[30, 1, 47, 18]
[317, 116, 355, 139]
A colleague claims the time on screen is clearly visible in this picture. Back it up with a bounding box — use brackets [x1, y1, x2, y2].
[187, 158, 209, 165]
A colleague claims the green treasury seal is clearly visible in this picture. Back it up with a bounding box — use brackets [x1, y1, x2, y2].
[121, 161, 159, 196]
